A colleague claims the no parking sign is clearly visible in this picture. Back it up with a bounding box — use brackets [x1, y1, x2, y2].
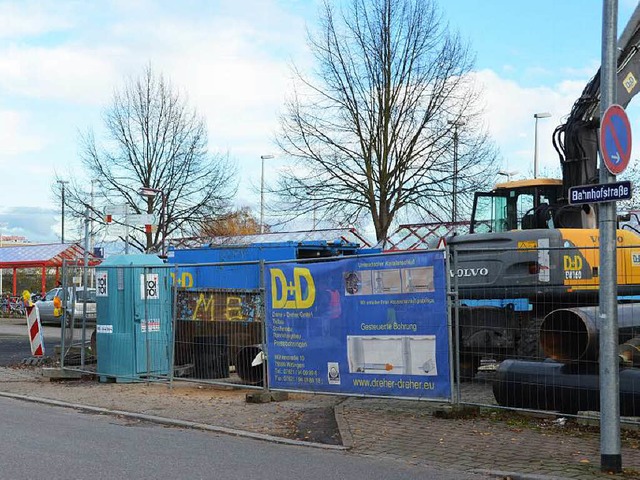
[600, 104, 632, 175]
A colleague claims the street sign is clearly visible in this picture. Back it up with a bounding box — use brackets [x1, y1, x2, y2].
[600, 104, 632, 175]
[568, 180, 632, 205]
[127, 214, 158, 225]
[104, 204, 129, 215]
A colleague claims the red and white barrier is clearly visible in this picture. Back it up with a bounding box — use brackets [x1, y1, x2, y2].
[25, 302, 44, 357]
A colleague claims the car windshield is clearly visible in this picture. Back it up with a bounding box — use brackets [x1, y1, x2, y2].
[76, 289, 96, 302]
[44, 289, 61, 301]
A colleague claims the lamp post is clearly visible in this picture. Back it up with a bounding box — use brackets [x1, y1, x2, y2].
[498, 170, 519, 182]
[138, 187, 165, 256]
[260, 155, 274, 234]
[57, 180, 69, 243]
[533, 112, 551, 178]
[448, 120, 466, 226]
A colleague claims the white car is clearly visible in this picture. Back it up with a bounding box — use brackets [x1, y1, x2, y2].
[35, 287, 97, 325]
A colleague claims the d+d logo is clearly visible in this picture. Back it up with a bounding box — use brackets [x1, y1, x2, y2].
[270, 267, 316, 309]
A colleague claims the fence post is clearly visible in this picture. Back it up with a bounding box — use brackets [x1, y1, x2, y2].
[445, 245, 458, 404]
[260, 260, 268, 392]
[169, 264, 178, 389]
[143, 266, 151, 383]
[60, 260, 68, 369]
[451, 245, 461, 404]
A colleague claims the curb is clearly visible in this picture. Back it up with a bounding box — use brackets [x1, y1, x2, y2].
[333, 400, 353, 449]
[473, 469, 573, 480]
[0, 390, 348, 451]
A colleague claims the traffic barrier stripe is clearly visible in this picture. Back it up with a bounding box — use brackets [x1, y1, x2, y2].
[25, 304, 44, 357]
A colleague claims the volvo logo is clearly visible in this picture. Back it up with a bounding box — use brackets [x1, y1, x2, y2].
[450, 267, 489, 278]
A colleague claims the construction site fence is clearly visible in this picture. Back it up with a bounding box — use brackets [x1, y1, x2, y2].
[58, 252, 453, 401]
[60, 261, 266, 390]
[450, 242, 640, 426]
[54, 245, 640, 424]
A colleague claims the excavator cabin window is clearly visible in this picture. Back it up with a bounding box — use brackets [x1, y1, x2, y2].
[470, 182, 562, 233]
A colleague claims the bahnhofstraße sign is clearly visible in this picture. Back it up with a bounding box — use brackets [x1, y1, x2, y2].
[568, 181, 632, 205]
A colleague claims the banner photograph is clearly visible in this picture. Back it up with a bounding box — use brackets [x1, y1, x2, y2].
[265, 251, 451, 400]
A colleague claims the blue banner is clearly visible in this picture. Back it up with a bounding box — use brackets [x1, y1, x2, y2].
[265, 251, 451, 399]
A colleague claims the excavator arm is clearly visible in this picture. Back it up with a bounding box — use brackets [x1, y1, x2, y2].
[553, 4, 640, 199]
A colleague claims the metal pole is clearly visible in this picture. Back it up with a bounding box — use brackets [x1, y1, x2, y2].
[448, 121, 464, 229]
[260, 155, 274, 234]
[260, 157, 265, 234]
[81, 206, 90, 367]
[169, 264, 178, 389]
[57, 180, 68, 243]
[162, 192, 166, 257]
[61, 183, 65, 244]
[452, 127, 458, 225]
[144, 266, 150, 383]
[90, 180, 96, 287]
[259, 260, 268, 392]
[534, 116, 539, 179]
[600, 0, 622, 473]
[124, 204, 130, 254]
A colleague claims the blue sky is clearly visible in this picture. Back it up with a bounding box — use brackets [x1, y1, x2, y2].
[0, 0, 638, 245]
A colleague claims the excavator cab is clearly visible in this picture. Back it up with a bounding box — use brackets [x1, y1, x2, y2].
[470, 179, 570, 234]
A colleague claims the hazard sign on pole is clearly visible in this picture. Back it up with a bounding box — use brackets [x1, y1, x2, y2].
[600, 104, 632, 175]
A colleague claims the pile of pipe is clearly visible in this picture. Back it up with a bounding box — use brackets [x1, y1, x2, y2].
[493, 304, 640, 415]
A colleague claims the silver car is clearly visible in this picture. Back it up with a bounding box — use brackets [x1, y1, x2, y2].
[35, 287, 97, 325]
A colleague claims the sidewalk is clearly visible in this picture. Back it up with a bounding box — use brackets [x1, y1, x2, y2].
[1, 366, 639, 479]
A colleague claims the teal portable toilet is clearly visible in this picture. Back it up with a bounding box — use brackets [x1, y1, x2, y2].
[95, 254, 172, 382]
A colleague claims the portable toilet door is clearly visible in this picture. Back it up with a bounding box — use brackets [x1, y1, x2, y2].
[133, 264, 172, 376]
[96, 254, 172, 382]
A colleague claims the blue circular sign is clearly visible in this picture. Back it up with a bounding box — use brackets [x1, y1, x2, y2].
[600, 104, 632, 175]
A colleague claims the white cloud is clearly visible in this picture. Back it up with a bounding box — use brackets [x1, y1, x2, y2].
[473, 69, 587, 177]
[0, 1, 73, 38]
[0, 45, 120, 105]
[0, 110, 44, 156]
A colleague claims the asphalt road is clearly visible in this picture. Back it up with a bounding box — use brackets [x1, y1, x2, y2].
[0, 396, 489, 480]
[0, 317, 80, 366]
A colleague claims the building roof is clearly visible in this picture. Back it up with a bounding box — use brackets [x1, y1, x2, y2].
[169, 228, 373, 249]
[0, 243, 100, 268]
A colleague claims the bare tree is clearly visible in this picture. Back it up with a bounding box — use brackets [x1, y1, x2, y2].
[62, 67, 237, 253]
[276, 0, 497, 242]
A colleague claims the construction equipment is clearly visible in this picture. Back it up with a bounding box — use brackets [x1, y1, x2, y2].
[448, 4, 640, 377]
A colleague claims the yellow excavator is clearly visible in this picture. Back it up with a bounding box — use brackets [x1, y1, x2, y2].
[447, 5, 640, 376]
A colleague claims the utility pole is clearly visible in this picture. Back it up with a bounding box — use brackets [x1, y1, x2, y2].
[448, 120, 465, 228]
[57, 180, 69, 244]
[260, 155, 274, 234]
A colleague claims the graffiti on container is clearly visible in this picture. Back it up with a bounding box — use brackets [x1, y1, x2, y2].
[176, 290, 262, 323]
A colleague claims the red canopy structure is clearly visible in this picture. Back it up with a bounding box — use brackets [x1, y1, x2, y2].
[0, 243, 102, 296]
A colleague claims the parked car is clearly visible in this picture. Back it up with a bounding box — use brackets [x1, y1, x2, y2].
[35, 287, 97, 325]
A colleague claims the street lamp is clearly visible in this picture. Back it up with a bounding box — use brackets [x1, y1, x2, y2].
[260, 155, 274, 234]
[448, 120, 466, 226]
[533, 112, 551, 178]
[57, 180, 69, 243]
[138, 187, 165, 256]
[498, 170, 519, 182]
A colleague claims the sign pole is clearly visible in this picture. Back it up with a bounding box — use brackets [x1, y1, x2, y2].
[600, 0, 622, 473]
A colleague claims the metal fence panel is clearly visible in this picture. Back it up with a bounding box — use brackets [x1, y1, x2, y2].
[450, 242, 640, 424]
[264, 251, 452, 401]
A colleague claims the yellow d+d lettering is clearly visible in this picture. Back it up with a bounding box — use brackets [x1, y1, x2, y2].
[563, 255, 582, 271]
[270, 267, 316, 309]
